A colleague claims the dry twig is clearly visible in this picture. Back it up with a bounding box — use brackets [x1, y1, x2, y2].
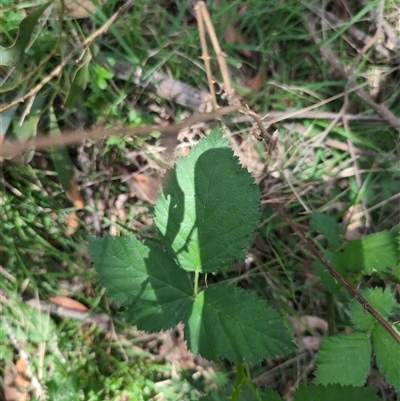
[0, 0, 135, 114]
[0, 106, 239, 157]
[195, 3, 218, 110]
[304, 18, 400, 133]
[194, 1, 274, 148]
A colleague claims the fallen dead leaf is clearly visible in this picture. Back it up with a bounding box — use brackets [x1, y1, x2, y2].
[223, 24, 254, 60]
[223, 6, 257, 62]
[55, 0, 105, 19]
[128, 173, 161, 204]
[65, 176, 85, 209]
[49, 296, 88, 312]
[2, 360, 30, 401]
[343, 204, 363, 240]
[297, 335, 321, 352]
[289, 315, 328, 334]
[115, 193, 129, 220]
[13, 358, 31, 391]
[332, 0, 347, 19]
[244, 71, 265, 92]
[66, 211, 79, 236]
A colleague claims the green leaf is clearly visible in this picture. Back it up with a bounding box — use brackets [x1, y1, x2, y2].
[91, 63, 114, 90]
[0, 88, 25, 138]
[395, 235, 400, 280]
[372, 325, 400, 391]
[201, 385, 264, 401]
[184, 285, 295, 363]
[88, 235, 192, 332]
[310, 212, 340, 249]
[395, 263, 400, 281]
[45, 377, 80, 401]
[26, 308, 56, 343]
[314, 333, 371, 386]
[155, 128, 260, 274]
[0, 2, 52, 66]
[13, 90, 47, 162]
[64, 53, 91, 108]
[49, 107, 74, 190]
[203, 386, 283, 401]
[294, 384, 376, 401]
[314, 121, 380, 152]
[342, 231, 398, 273]
[260, 388, 284, 401]
[312, 251, 347, 294]
[350, 288, 395, 331]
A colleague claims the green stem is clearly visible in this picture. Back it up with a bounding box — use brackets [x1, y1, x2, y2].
[231, 363, 244, 401]
[326, 292, 335, 336]
[242, 373, 262, 401]
[193, 270, 199, 298]
[231, 363, 262, 401]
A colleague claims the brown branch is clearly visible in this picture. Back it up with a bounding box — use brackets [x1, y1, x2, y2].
[0, 0, 135, 114]
[1, 107, 390, 159]
[323, 10, 400, 65]
[194, 2, 274, 147]
[195, 2, 236, 104]
[259, 111, 385, 124]
[271, 203, 400, 345]
[195, 2, 218, 110]
[0, 106, 239, 157]
[304, 19, 400, 133]
[114, 60, 389, 126]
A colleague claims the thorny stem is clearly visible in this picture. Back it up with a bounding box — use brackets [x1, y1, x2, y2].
[272, 203, 400, 345]
[195, 3, 218, 110]
[326, 292, 335, 336]
[195, 2, 235, 102]
[194, 1, 275, 156]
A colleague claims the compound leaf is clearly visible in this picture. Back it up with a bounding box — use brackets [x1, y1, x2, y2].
[310, 212, 340, 249]
[294, 384, 376, 401]
[155, 128, 260, 274]
[350, 288, 395, 331]
[184, 285, 295, 364]
[88, 235, 192, 332]
[314, 333, 371, 386]
[372, 325, 400, 392]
